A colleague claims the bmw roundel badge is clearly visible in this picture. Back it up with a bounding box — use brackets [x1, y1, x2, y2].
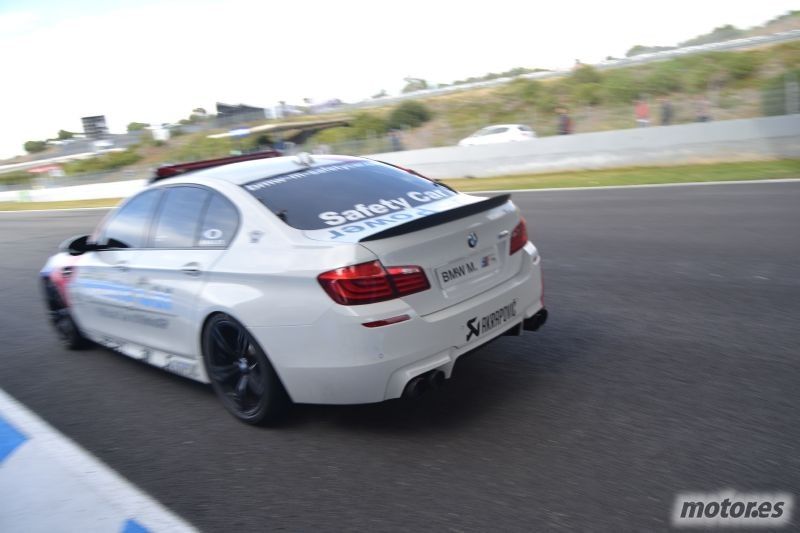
[467, 232, 478, 248]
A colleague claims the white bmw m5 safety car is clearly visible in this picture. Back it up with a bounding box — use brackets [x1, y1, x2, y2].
[41, 152, 547, 424]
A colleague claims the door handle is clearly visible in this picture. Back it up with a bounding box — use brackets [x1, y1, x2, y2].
[181, 262, 202, 276]
[113, 261, 129, 272]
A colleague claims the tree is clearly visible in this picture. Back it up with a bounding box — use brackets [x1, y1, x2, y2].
[57, 129, 74, 140]
[571, 64, 601, 85]
[626, 45, 675, 58]
[573, 83, 603, 106]
[351, 112, 390, 136]
[602, 69, 640, 103]
[679, 24, 744, 47]
[23, 140, 47, 153]
[0, 170, 34, 188]
[388, 101, 432, 129]
[500, 78, 542, 103]
[127, 122, 149, 132]
[401, 77, 429, 94]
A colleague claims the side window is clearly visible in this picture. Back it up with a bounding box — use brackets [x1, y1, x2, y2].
[198, 193, 239, 248]
[151, 187, 210, 249]
[100, 189, 162, 248]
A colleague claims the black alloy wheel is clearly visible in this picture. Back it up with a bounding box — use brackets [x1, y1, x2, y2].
[202, 314, 289, 425]
[43, 279, 89, 350]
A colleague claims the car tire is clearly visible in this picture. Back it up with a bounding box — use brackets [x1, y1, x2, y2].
[202, 314, 290, 425]
[54, 309, 91, 350]
[43, 280, 90, 350]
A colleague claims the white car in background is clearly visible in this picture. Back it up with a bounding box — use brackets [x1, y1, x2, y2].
[92, 139, 114, 151]
[40, 153, 547, 425]
[458, 124, 536, 146]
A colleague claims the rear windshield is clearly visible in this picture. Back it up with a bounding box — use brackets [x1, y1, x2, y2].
[242, 160, 456, 230]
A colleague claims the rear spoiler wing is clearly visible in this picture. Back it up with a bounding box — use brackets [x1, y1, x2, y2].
[359, 194, 511, 242]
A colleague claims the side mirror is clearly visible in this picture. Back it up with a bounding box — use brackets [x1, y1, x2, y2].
[58, 235, 94, 256]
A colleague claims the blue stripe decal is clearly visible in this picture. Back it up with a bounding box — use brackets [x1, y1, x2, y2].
[0, 415, 28, 463]
[121, 518, 151, 533]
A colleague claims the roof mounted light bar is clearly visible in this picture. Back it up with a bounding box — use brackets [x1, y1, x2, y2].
[151, 149, 282, 182]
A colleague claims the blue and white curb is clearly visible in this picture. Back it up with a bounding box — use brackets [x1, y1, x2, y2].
[0, 388, 197, 533]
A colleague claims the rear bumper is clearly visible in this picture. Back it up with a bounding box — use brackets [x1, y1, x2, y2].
[249, 245, 544, 405]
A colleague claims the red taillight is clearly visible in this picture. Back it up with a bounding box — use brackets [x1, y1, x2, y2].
[318, 261, 430, 305]
[509, 218, 528, 255]
[385, 266, 430, 295]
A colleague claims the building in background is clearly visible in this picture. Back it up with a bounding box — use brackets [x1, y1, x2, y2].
[215, 102, 267, 124]
[81, 116, 109, 140]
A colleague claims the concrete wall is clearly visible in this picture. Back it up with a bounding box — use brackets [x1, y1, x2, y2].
[2, 115, 798, 203]
[369, 114, 800, 179]
[0, 179, 145, 203]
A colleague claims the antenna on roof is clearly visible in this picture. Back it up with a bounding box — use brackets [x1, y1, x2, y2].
[294, 152, 315, 167]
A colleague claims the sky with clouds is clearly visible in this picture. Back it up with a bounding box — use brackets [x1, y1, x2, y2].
[1, 0, 797, 158]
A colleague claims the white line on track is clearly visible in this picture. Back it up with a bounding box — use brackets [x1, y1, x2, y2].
[0, 388, 197, 533]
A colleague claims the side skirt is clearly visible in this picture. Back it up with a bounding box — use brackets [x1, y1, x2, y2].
[84, 331, 210, 384]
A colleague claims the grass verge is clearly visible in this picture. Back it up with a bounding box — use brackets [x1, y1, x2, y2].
[441, 160, 800, 191]
[0, 198, 121, 211]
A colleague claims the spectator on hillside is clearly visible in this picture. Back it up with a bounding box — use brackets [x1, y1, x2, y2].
[389, 129, 404, 151]
[659, 97, 674, 126]
[556, 108, 572, 135]
[635, 98, 650, 127]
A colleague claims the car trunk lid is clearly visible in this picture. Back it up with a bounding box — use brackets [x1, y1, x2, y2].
[356, 195, 522, 316]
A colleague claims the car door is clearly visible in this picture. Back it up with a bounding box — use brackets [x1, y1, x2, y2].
[129, 185, 240, 359]
[70, 188, 163, 343]
[482, 126, 507, 144]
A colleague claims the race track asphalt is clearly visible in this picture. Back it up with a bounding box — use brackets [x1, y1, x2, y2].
[1, 181, 798, 532]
